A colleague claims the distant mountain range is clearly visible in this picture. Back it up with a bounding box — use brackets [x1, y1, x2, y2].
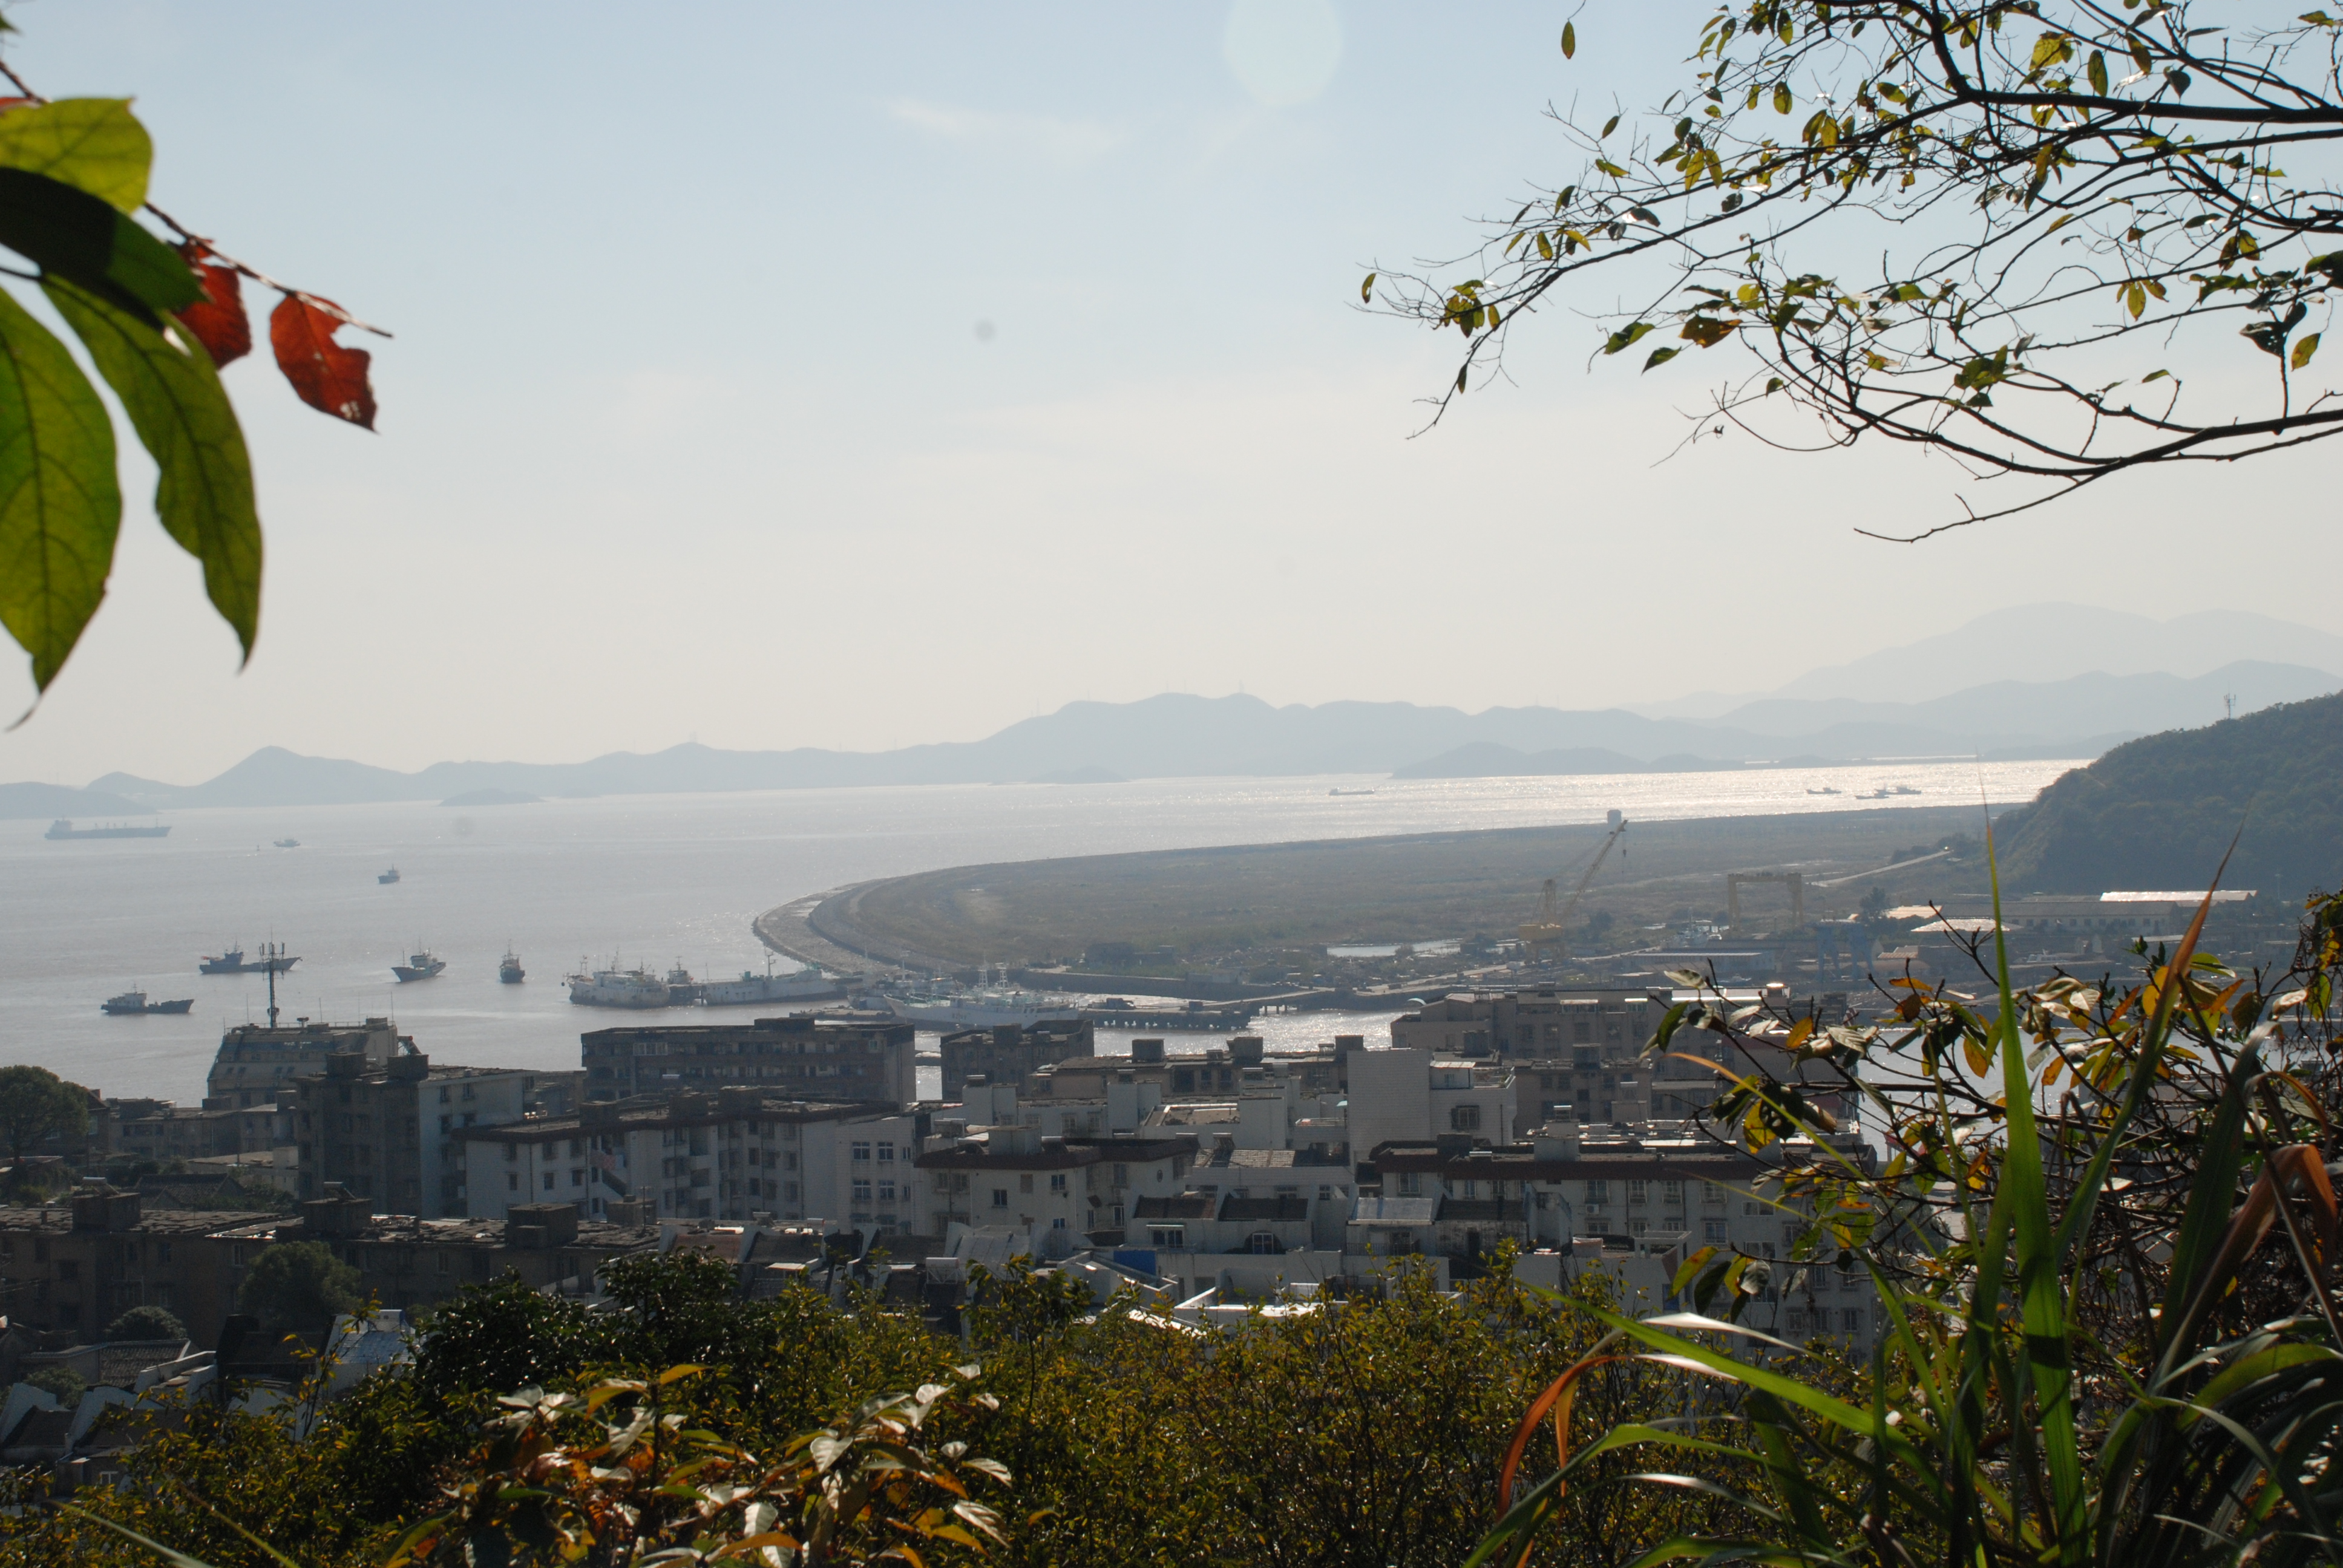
[1638, 604, 2343, 715]
[8, 658, 2327, 813]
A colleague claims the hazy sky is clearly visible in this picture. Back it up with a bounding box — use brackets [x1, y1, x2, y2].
[0, 2, 2330, 786]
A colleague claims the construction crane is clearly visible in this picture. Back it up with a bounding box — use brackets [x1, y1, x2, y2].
[1519, 809, 1628, 963]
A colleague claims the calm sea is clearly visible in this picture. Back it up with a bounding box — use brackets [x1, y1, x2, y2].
[0, 759, 2074, 1104]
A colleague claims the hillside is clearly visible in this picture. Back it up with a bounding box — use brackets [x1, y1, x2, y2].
[1997, 691, 2343, 898]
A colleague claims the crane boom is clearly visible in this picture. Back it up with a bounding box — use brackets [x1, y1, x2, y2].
[1518, 809, 1628, 961]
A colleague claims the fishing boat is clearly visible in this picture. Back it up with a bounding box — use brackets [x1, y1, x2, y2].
[198, 942, 299, 976]
[499, 948, 525, 984]
[273, 838, 300, 849]
[378, 867, 401, 884]
[568, 962, 674, 1008]
[392, 949, 447, 982]
[880, 966, 1083, 1030]
[101, 989, 194, 1016]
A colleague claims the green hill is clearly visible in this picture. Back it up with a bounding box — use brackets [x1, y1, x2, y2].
[1997, 690, 2343, 898]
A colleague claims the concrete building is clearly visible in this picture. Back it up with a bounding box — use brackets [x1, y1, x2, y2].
[205, 1017, 405, 1109]
[916, 1129, 1196, 1253]
[1346, 1050, 1517, 1165]
[581, 1014, 918, 1105]
[93, 1102, 241, 1165]
[939, 1019, 1092, 1100]
[454, 1090, 922, 1233]
[0, 1187, 242, 1342]
[284, 1054, 536, 1217]
[212, 1190, 657, 1327]
[1391, 989, 1668, 1059]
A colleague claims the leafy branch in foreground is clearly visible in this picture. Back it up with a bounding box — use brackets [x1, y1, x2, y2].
[1372, 2, 2343, 535]
[0, 32, 387, 699]
[1474, 837, 2343, 1568]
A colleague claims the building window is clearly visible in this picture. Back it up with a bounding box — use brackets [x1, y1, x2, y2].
[850, 1142, 871, 1162]
[877, 1142, 894, 1163]
[1048, 1174, 1066, 1194]
[1398, 1172, 1421, 1197]
[1841, 1308, 1864, 1334]
[1627, 1180, 1647, 1203]
[1585, 1180, 1608, 1204]
[1449, 1105, 1482, 1132]
[1662, 1181, 1684, 1205]
[991, 1189, 1009, 1209]
[543, 1172, 556, 1190]
[1247, 1232, 1280, 1254]
[853, 1180, 873, 1203]
[1703, 1220, 1728, 1242]
[571, 1170, 585, 1187]
[508, 1173, 519, 1192]
[1148, 1226, 1185, 1248]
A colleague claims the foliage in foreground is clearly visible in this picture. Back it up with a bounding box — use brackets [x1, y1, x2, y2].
[0, 1249, 1759, 1568]
[1475, 852, 2343, 1567]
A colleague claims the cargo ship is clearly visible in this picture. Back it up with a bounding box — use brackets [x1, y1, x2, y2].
[700, 958, 846, 1008]
[392, 949, 447, 982]
[47, 819, 168, 840]
[198, 943, 300, 976]
[102, 989, 194, 1016]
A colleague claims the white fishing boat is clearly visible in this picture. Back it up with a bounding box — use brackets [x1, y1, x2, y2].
[701, 957, 844, 1008]
[880, 966, 1083, 1030]
[567, 961, 675, 1008]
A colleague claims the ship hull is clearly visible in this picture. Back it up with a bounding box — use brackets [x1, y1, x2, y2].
[47, 820, 168, 840]
[198, 956, 299, 976]
[392, 963, 445, 982]
[701, 974, 843, 1007]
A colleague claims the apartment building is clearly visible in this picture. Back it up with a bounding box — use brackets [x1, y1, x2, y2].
[1346, 1049, 1517, 1163]
[453, 1090, 923, 1233]
[915, 1129, 1196, 1252]
[283, 1053, 535, 1217]
[0, 1187, 241, 1342]
[1392, 988, 1667, 1058]
[206, 1016, 406, 1109]
[939, 1019, 1092, 1100]
[580, 1014, 918, 1105]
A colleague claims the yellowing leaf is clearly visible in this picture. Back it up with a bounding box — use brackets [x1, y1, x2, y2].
[1360, 272, 1375, 303]
[2293, 332, 2321, 370]
[1561, 21, 1576, 57]
[0, 99, 152, 213]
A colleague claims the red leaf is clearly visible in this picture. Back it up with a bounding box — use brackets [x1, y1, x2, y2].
[174, 243, 251, 367]
[269, 293, 375, 429]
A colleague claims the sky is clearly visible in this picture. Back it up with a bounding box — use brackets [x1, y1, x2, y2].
[0, 1, 2332, 786]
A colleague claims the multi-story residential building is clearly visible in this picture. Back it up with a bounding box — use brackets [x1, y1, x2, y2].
[283, 1054, 535, 1217]
[580, 1014, 918, 1105]
[939, 1019, 1092, 1100]
[1392, 988, 1668, 1059]
[93, 1101, 242, 1165]
[453, 1090, 923, 1232]
[1360, 1126, 1880, 1353]
[0, 1186, 243, 1341]
[915, 1129, 1196, 1252]
[1346, 1050, 1516, 1164]
[211, 1189, 657, 1330]
[205, 1016, 406, 1109]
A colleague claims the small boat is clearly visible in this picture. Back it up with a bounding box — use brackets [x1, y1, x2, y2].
[102, 990, 194, 1016]
[273, 838, 300, 849]
[499, 948, 525, 984]
[378, 867, 401, 884]
[1806, 787, 1841, 795]
[392, 949, 446, 982]
[1329, 788, 1377, 797]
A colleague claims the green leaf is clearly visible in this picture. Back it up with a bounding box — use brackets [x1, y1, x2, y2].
[45, 275, 259, 663]
[1601, 321, 1656, 355]
[0, 99, 153, 213]
[0, 283, 121, 691]
[1600, 114, 1619, 137]
[1773, 82, 1792, 114]
[2087, 50, 2109, 94]
[2293, 331, 2320, 369]
[1642, 345, 1679, 371]
[1561, 21, 1576, 57]
[0, 168, 200, 321]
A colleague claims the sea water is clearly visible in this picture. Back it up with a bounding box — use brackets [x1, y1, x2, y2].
[0, 759, 2075, 1103]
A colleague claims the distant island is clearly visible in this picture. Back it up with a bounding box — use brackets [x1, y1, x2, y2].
[438, 788, 542, 808]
